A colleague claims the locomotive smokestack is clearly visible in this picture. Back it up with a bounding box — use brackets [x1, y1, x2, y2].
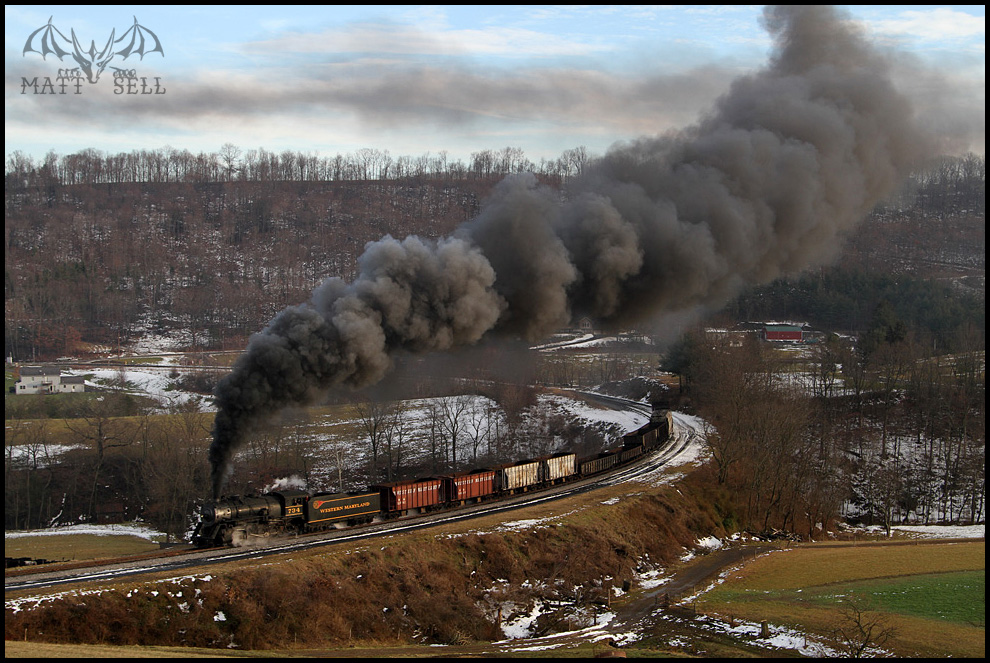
[209, 5, 928, 496]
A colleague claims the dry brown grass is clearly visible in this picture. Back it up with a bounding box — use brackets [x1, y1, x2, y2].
[5, 475, 721, 652]
[710, 540, 985, 590]
[3, 641, 242, 658]
[5, 533, 163, 562]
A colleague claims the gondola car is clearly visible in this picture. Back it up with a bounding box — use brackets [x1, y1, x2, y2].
[544, 452, 577, 484]
[496, 459, 543, 493]
[578, 448, 622, 476]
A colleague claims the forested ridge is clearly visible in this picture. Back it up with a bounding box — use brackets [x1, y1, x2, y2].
[6, 168, 502, 359]
[5, 147, 984, 361]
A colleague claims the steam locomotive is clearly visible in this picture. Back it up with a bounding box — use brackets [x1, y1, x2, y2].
[192, 409, 673, 547]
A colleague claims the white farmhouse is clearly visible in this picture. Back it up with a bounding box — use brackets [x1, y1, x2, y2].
[13, 366, 86, 394]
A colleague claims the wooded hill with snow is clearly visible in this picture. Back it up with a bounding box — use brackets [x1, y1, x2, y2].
[4, 151, 984, 362]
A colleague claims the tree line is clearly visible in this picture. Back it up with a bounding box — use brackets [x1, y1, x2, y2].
[5, 176, 498, 360]
[5, 144, 595, 188]
[724, 268, 985, 354]
[4, 143, 597, 362]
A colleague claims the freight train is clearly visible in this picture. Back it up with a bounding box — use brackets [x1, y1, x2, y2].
[192, 408, 673, 547]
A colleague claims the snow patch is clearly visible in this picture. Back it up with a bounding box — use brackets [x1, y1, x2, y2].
[5, 522, 166, 541]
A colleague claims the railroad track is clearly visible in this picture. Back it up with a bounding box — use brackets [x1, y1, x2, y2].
[6, 400, 704, 596]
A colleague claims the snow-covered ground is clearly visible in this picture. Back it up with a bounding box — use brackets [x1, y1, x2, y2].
[889, 523, 985, 538]
[62, 366, 210, 412]
[540, 392, 648, 432]
[5, 522, 167, 541]
[531, 332, 655, 352]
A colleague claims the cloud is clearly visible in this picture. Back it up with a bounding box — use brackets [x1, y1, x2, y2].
[5, 52, 741, 149]
[6, 6, 983, 161]
[246, 22, 609, 58]
[871, 8, 985, 44]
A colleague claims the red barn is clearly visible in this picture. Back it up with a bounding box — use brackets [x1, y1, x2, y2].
[762, 324, 803, 342]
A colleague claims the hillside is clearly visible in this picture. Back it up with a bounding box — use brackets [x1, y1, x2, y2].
[4, 153, 984, 361]
[840, 153, 985, 293]
[5, 464, 984, 657]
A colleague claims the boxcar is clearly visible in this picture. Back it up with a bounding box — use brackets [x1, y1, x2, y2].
[305, 491, 380, 527]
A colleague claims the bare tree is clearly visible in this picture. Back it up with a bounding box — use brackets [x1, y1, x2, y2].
[5, 418, 57, 529]
[424, 399, 446, 473]
[809, 335, 843, 400]
[370, 400, 408, 482]
[466, 398, 494, 465]
[560, 146, 592, 178]
[284, 410, 316, 487]
[63, 395, 144, 520]
[831, 593, 896, 658]
[356, 399, 399, 482]
[325, 434, 352, 492]
[143, 403, 208, 540]
[440, 395, 472, 472]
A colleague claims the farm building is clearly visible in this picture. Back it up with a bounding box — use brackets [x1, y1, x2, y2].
[13, 366, 86, 394]
[575, 316, 597, 334]
[761, 324, 804, 343]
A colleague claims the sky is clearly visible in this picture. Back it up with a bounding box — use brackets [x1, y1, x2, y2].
[4, 5, 985, 165]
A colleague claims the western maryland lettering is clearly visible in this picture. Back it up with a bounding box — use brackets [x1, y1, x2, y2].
[313, 500, 372, 513]
[306, 492, 380, 524]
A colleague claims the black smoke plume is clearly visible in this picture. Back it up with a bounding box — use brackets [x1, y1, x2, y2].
[209, 5, 928, 497]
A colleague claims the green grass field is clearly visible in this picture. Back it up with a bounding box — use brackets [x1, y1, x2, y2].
[806, 570, 984, 625]
[698, 540, 985, 657]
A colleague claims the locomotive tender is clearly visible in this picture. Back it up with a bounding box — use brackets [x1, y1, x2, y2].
[192, 408, 673, 547]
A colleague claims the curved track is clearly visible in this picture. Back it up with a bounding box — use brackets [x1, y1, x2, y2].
[5, 400, 705, 596]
